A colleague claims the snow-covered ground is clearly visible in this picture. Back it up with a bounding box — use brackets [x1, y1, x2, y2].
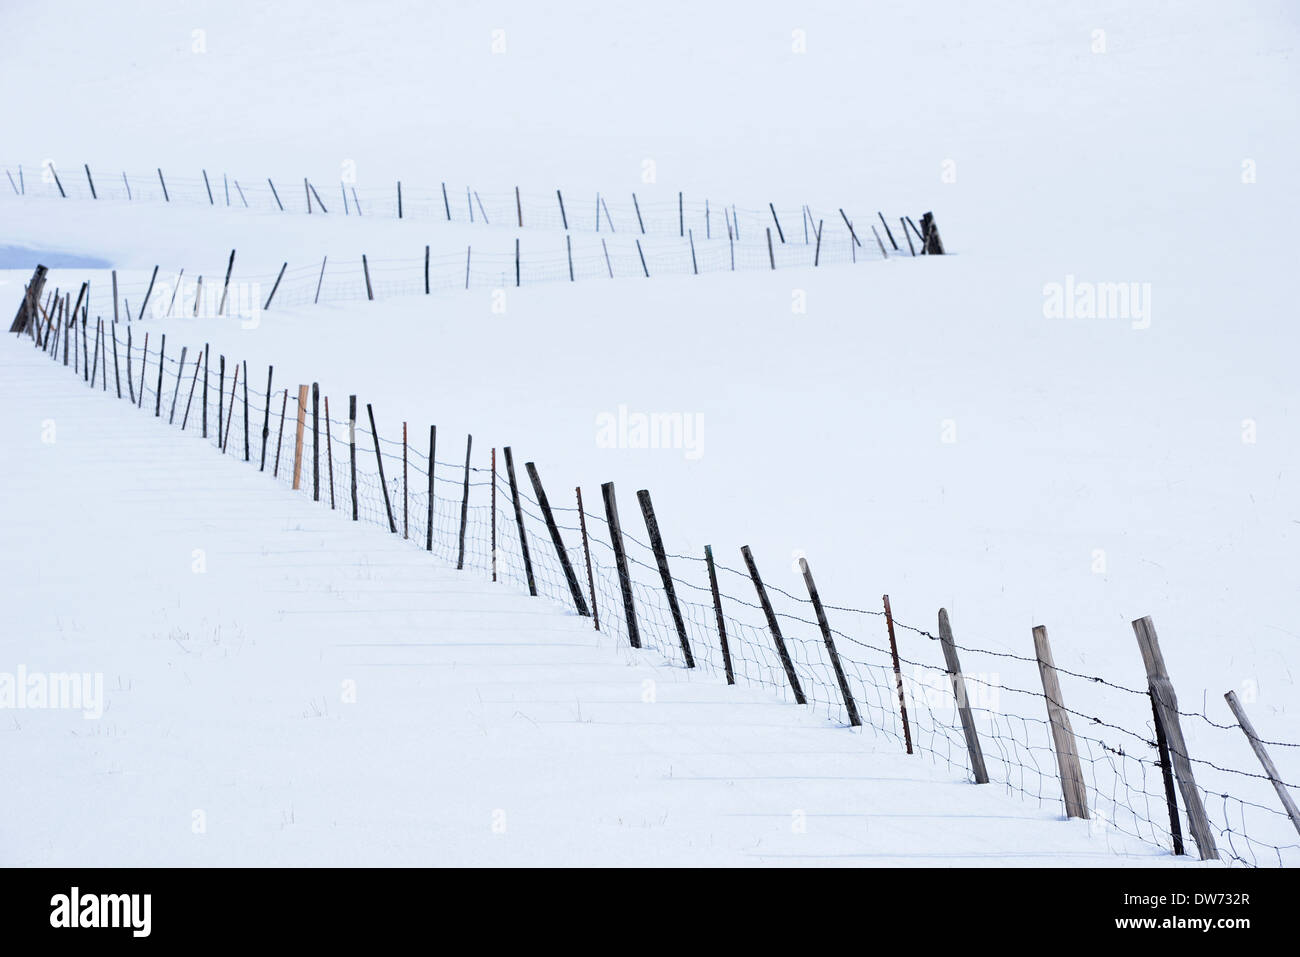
[2, 0, 1297, 866]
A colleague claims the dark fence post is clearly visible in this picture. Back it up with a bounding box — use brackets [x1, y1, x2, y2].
[882, 595, 914, 754]
[272, 389, 288, 477]
[601, 482, 639, 648]
[525, 462, 588, 616]
[260, 366, 273, 470]
[703, 546, 734, 684]
[168, 346, 188, 423]
[349, 396, 358, 519]
[402, 422, 409, 538]
[502, 448, 537, 596]
[798, 557, 860, 726]
[154, 334, 165, 416]
[740, 546, 805, 704]
[576, 487, 599, 630]
[456, 435, 472, 569]
[937, 608, 988, 782]
[222, 362, 239, 453]
[110, 321, 121, 398]
[324, 396, 336, 508]
[312, 383, 320, 500]
[217, 354, 225, 440]
[366, 403, 397, 532]
[1149, 688, 1185, 855]
[181, 358, 200, 430]
[1224, 690, 1300, 838]
[426, 426, 436, 551]
[636, 489, 694, 667]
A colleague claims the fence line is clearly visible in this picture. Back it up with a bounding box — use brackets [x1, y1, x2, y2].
[11, 276, 1298, 869]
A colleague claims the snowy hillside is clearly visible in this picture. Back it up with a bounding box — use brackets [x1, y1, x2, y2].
[2, 0, 1298, 870]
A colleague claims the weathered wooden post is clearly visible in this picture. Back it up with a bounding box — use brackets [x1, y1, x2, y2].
[525, 462, 589, 616]
[636, 489, 694, 667]
[703, 546, 734, 685]
[798, 557, 860, 726]
[576, 487, 599, 630]
[260, 366, 274, 470]
[168, 347, 188, 424]
[1224, 690, 1300, 837]
[1132, 616, 1216, 858]
[426, 426, 436, 550]
[349, 396, 358, 520]
[291, 384, 308, 490]
[456, 435, 472, 569]
[8, 265, 47, 334]
[740, 546, 805, 704]
[503, 448, 536, 596]
[1149, 689, 1185, 855]
[366, 404, 397, 532]
[601, 482, 640, 648]
[1032, 625, 1089, 819]
[920, 212, 946, 254]
[937, 609, 989, 783]
[882, 595, 914, 754]
[312, 383, 320, 501]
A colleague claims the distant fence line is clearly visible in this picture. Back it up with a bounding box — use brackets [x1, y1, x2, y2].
[1, 158, 944, 256]
[11, 265, 1298, 868]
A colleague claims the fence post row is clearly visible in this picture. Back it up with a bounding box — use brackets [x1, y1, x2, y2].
[1031, 625, 1089, 820]
[601, 482, 640, 649]
[524, 462, 588, 616]
[936, 608, 988, 783]
[1131, 616, 1217, 859]
[634, 490, 695, 667]
[740, 545, 805, 704]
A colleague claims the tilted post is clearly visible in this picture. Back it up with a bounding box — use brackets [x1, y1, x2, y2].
[502, 447, 536, 596]
[740, 546, 805, 704]
[798, 557, 860, 726]
[601, 482, 640, 648]
[525, 462, 588, 616]
[1032, 625, 1089, 820]
[1224, 690, 1300, 838]
[937, 609, 988, 783]
[636, 490, 694, 668]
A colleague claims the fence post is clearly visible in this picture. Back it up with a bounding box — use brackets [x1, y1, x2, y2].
[272, 389, 288, 477]
[1149, 688, 1185, 855]
[502, 448, 537, 596]
[769, 202, 785, 243]
[703, 545, 734, 685]
[576, 487, 598, 630]
[426, 426, 436, 550]
[366, 404, 397, 532]
[740, 546, 805, 704]
[110, 321, 121, 398]
[1224, 690, 1300, 837]
[216, 353, 225, 436]
[766, 228, 775, 269]
[312, 383, 320, 500]
[181, 357, 200, 430]
[877, 211, 899, 251]
[556, 189, 567, 230]
[158, 168, 169, 202]
[402, 422, 409, 538]
[154, 334, 166, 416]
[1031, 625, 1089, 820]
[456, 435, 472, 569]
[937, 609, 989, 783]
[636, 489, 694, 667]
[362, 255, 374, 301]
[525, 462, 588, 616]
[349, 396, 358, 519]
[291, 385, 308, 490]
[424, 246, 430, 294]
[260, 366, 273, 470]
[168, 346, 188, 423]
[798, 557, 860, 726]
[1132, 616, 1217, 858]
[218, 249, 235, 316]
[198, 342, 206, 432]
[601, 482, 639, 648]
[324, 396, 335, 508]
[242, 361, 250, 460]
[315, 256, 327, 304]
[138, 266, 158, 321]
[222, 362, 239, 453]
[882, 595, 914, 754]
[632, 193, 645, 233]
[491, 449, 497, 580]
[515, 186, 522, 227]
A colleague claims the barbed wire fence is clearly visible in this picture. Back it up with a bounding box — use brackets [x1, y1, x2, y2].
[11, 267, 1300, 869]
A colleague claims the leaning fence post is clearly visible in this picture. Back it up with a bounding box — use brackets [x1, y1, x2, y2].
[349, 396, 358, 520]
[456, 435, 472, 569]
[740, 546, 805, 703]
[168, 346, 188, 424]
[1224, 690, 1300, 837]
[1132, 616, 1217, 858]
[636, 489, 694, 667]
[110, 321, 121, 398]
[502, 448, 537, 596]
[601, 482, 640, 648]
[181, 357, 200, 430]
[703, 546, 734, 684]
[291, 384, 308, 489]
[365, 404, 397, 532]
[576, 487, 599, 630]
[222, 362, 239, 453]
[525, 462, 588, 615]
[882, 595, 914, 754]
[1149, 688, 1186, 855]
[937, 609, 988, 783]
[1031, 625, 1089, 820]
[798, 557, 860, 726]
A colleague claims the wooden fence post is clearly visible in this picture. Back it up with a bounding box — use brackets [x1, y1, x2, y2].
[291, 384, 308, 490]
[740, 546, 805, 704]
[456, 435, 472, 569]
[636, 489, 694, 667]
[216, 353, 225, 435]
[502, 448, 536, 596]
[491, 448, 497, 580]
[576, 487, 598, 630]
[242, 361, 250, 460]
[315, 256, 327, 304]
[272, 389, 288, 477]
[525, 462, 589, 616]
[366, 400, 395, 527]
[1149, 688, 1185, 855]
[218, 249, 235, 316]
[766, 227, 776, 269]
[154, 334, 166, 416]
[426, 426, 435, 550]
[601, 482, 639, 648]
[1132, 616, 1217, 858]
[138, 266, 158, 321]
[222, 362, 238, 453]
[882, 595, 914, 754]
[1224, 690, 1300, 837]
[260, 366, 273, 470]
[349, 396, 358, 519]
[312, 383, 320, 500]
[798, 557, 860, 726]
[324, 396, 335, 508]
[110, 321, 121, 398]
[703, 545, 734, 685]
[168, 347, 188, 423]
[181, 358, 200, 430]
[362, 255, 374, 301]
[877, 212, 899, 251]
[402, 422, 409, 538]
[937, 608, 989, 783]
[1032, 625, 1089, 819]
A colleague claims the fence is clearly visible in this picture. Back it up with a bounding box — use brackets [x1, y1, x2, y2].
[12, 271, 1300, 868]
[2, 158, 938, 255]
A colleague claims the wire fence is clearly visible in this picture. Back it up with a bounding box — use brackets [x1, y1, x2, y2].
[16, 293, 1300, 869]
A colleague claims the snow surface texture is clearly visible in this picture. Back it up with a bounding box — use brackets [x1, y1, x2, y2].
[2, 0, 1298, 865]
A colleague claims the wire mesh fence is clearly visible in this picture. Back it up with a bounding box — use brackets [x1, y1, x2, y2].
[16, 298, 1300, 869]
